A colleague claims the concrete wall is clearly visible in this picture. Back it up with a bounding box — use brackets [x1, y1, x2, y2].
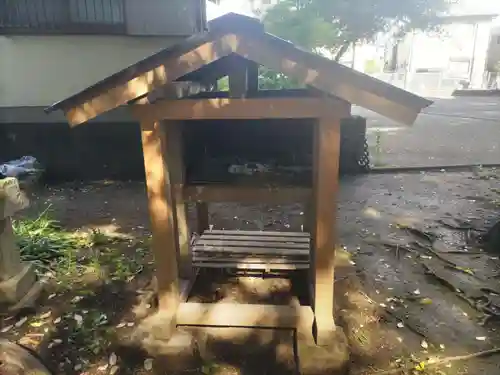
[0, 35, 182, 108]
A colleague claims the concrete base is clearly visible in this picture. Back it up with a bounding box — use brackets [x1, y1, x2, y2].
[0, 263, 37, 304]
[155, 329, 200, 372]
[297, 326, 350, 375]
[130, 311, 201, 371]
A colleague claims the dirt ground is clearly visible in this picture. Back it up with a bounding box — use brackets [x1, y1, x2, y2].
[1, 168, 500, 375]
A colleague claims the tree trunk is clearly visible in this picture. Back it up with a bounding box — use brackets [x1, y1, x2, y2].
[334, 42, 351, 62]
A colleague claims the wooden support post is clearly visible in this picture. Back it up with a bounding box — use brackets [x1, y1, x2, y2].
[196, 203, 209, 234]
[311, 117, 341, 346]
[247, 61, 259, 94]
[164, 121, 191, 279]
[140, 120, 180, 312]
[229, 64, 248, 98]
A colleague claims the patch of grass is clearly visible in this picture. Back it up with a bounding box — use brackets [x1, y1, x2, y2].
[12, 207, 128, 284]
[13, 207, 90, 272]
[99, 248, 144, 281]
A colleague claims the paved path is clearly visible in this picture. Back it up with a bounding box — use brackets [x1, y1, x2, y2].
[353, 97, 500, 167]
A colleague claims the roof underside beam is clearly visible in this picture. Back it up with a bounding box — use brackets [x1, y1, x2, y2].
[131, 97, 351, 123]
[231, 34, 432, 125]
[56, 25, 432, 127]
[64, 34, 239, 127]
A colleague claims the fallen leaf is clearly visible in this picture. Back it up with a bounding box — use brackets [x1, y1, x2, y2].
[397, 322, 405, 328]
[116, 322, 126, 328]
[415, 361, 426, 371]
[54, 317, 62, 324]
[15, 317, 28, 327]
[413, 289, 421, 296]
[421, 340, 428, 349]
[48, 293, 57, 300]
[110, 365, 119, 375]
[144, 358, 154, 371]
[74, 364, 82, 371]
[48, 339, 63, 348]
[420, 298, 433, 305]
[74, 314, 83, 326]
[109, 353, 118, 366]
[476, 336, 487, 341]
[97, 364, 108, 372]
[72, 296, 83, 303]
[127, 322, 135, 327]
[1, 325, 13, 333]
[39, 311, 52, 319]
[455, 266, 474, 275]
[30, 321, 44, 328]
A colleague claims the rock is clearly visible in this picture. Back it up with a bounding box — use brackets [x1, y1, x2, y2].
[0, 178, 42, 308]
[153, 329, 200, 372]
[129, 310, 177, 353]
[0, 178, 29, 219]
[0, 339, 52, 375]
[0, 262, 37, 304]
[0, 218, 25, 281]
[297, 327, 349, 375]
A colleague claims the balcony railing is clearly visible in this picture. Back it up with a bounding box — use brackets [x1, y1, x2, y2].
[0, 0, 126, 34]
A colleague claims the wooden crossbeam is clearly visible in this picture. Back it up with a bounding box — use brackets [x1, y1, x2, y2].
[181, 185, 312, 204]
[176, 302, 314, 330]
[65, 34, 239, 126]
[131, 97, 344, 123]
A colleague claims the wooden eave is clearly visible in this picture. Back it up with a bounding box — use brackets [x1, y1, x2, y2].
[45, 13, 432, 127]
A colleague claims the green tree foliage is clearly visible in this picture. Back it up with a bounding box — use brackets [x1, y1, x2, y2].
[263, 0, 448, 59]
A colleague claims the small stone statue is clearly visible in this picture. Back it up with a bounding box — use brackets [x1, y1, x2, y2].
[0, 178, 41, 309]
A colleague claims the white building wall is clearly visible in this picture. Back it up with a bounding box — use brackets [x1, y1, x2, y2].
[487, 22, 500, 70]
[211, 0, 277, 18]
[0, 35, 180, 107]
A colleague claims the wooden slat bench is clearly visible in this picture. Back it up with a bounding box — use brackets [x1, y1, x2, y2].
[192, 230, 311, 270]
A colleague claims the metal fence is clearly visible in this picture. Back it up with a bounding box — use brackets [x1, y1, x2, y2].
[0, 0, 126, 34]
[372, 71, 466, 97]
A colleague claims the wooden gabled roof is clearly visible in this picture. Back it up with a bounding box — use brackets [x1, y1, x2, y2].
[45, 13, 432, 126]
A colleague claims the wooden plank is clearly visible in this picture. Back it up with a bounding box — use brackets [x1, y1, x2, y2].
[193, 245, 309, 255]
[66, 34, 238, 126]
[196, 239, 309, 249]
[176, 302, 314, 329]
[164, 121, 191, 279]
[199, 234, 310, 243]
[192, 262, 308, 270]
[183, 185, 312, 204]
[192, 257, 309, 264]
[311, 117, 341, 346]
[132, 97, 338, 123]
[247, 61, 259, 93]
[233, 33, 430, 125]
[203, 230, 310, 237]
[229, 62, 248, 98]
[140, 120, 180, 312]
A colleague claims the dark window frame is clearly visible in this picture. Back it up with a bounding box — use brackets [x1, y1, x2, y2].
[0, 0, 126, 35]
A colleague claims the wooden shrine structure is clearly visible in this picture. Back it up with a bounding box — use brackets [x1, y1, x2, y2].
[46, 14, 432, 347]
